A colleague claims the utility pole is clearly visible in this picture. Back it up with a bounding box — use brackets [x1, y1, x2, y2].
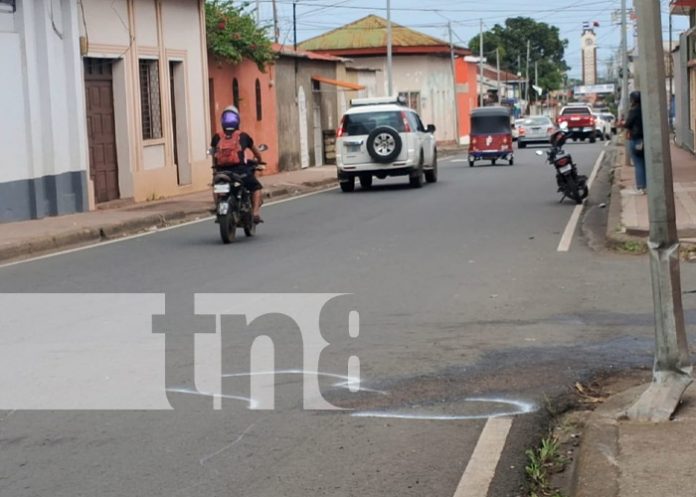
[669, 12, 674, 130]
[620, 0, 629, 121]
[293, 1, 297, 51]
[496, 48, 500, 102]
[479, 19, 484, 106]
[626, 0, 692, 423]
[449, 22, 460, 143]
[272, 0, 279, 43]
[386, 0, 393, 95]
[535, 60, 538, 114]
[525, 40, 530, 114]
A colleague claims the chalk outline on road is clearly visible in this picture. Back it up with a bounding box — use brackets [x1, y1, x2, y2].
[351, 397, 536, 421]
[0, 187, 339, 269]
[557, 150, 605, 252]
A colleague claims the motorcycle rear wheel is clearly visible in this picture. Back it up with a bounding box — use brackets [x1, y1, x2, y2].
[219, 213, 236, 244]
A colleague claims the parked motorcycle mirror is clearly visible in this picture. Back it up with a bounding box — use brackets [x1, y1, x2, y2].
[257, 144, 269, 152]
[535, 150, 544, 156]
[206, 147, 216, 156]
[559, 121, 569, 132]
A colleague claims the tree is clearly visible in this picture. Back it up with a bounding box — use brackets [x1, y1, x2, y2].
[206, 0, 275, 71]
[469, 17, 569, 97]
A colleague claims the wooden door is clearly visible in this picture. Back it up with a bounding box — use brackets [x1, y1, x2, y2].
[84, 58, 119, 203]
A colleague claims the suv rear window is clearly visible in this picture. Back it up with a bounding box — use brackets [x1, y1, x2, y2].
[342, 111, 406, 136]
[561, 107, 591, 115]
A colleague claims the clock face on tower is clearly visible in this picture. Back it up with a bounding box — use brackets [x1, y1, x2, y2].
[585, 38, 594, 47]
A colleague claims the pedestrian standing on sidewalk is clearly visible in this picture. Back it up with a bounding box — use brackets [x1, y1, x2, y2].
[623, 91, 646, 195]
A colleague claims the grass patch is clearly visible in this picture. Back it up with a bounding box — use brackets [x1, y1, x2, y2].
[617, 240, 646, 254]
[525, 436, 568, 497]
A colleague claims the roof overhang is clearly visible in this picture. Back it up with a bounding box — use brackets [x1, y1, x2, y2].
[311, 75, 365, 91]
[671, 0, 695, 15]
[311, 46, 470, 57]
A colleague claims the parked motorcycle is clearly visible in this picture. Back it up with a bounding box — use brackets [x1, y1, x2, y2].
[536, 123, 588, 204]
[208, 142, 268, 244]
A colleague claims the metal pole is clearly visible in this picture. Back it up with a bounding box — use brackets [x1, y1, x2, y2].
[669, 12, 674, 131]
[449, 22, 461, 144]
[496, 48, 500, 101]
[525, 40, 530, 114]
[535, 60, 538, 114]
[387, 0, 393, 95]
[293, 1, 297, 51]
[256, 0, 260, 24]
[479, 19, 484, 106]
[620, 0, 630, 167]
[620, 0, 629, 121]
[272, 0, 279, 43]
[626, 0, 692, 423]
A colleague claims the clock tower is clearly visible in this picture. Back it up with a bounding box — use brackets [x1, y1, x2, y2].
[581, 28, 597, 86]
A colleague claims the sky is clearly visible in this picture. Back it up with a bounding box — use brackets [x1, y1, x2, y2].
[253, 0, 689, 80]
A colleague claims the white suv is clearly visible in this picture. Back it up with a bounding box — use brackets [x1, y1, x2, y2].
[335, 96, 438, 192]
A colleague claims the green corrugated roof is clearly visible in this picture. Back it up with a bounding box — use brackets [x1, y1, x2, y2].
[299, 15, 452, 52]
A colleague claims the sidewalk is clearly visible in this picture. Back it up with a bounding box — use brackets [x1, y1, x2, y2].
[611, 141, 696, 243]
[573, 382, 696, 497]
[0, 166, 337, 264]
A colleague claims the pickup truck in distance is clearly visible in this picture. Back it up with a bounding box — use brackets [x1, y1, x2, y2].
[557, 105, 597, 143]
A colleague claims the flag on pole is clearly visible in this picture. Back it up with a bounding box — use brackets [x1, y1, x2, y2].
[582, 21, 590, 30]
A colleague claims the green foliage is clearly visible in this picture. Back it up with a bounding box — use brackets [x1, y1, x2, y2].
[205, 0, 275, 71]
[469, 17, 569, 96]
[525, 436, 567, 497]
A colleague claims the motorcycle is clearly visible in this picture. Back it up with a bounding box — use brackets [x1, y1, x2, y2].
[208, 142, 268, 244]
[536, 122, 588, 204]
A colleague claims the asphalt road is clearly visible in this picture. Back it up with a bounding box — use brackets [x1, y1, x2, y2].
[2, 141, 695, 497]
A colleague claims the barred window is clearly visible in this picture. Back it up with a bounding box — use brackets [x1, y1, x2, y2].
[232, 78, 240, 108]
[398, 91, 421, 113]
[139, 59, 162, 140]
[255, 79, 262, 121]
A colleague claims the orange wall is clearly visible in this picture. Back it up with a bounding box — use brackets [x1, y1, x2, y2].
[456, 58, 479, 142]
[208, 56, 280, 176]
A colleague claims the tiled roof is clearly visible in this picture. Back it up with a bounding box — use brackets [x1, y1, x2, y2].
[298, 15, 468, 55]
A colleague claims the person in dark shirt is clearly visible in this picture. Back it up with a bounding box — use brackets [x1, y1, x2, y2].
[212, 106, 265, 223]
[623, 91, 646, 194]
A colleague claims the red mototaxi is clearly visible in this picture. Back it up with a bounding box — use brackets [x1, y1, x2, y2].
[467, 106, 514, 166]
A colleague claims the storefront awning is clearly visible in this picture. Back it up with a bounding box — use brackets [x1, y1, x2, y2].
[671, 0, 696, 15]
[311, 75, 365, 91]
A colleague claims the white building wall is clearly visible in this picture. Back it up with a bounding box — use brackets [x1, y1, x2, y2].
[351, 55, 458, 143]
[0, 0, 89, 222]
[80, 0, 211, 203]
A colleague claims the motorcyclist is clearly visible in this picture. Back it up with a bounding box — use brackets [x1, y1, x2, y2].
[212, 106, 265, 223]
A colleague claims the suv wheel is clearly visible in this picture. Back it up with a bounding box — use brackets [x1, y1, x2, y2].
[409, 154, 425, 188]
[367, 126, 403, 163]
[425, 150, 438, 183]
[340, 177, 355, 192]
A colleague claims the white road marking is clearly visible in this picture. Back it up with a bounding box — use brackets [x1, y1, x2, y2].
[452, 417, 514, 497]
[557, 150, 605, 252]
[0, 186, 339, 269]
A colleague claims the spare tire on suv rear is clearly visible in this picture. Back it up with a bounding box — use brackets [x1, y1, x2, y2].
[366, 126, 402, 163]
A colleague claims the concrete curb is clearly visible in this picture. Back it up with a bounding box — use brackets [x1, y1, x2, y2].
[0, 179, 338, 264]
[569, 385, 647, 497]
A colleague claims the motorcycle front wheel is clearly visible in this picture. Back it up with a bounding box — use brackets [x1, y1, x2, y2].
[219, 212, 236, 244]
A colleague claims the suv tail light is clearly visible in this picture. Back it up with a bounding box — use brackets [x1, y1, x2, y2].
[337, 116, 346, 138]
[401, 111, 412, 133]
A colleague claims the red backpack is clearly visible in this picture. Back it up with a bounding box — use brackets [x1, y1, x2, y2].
[215, 131, 242, 166]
